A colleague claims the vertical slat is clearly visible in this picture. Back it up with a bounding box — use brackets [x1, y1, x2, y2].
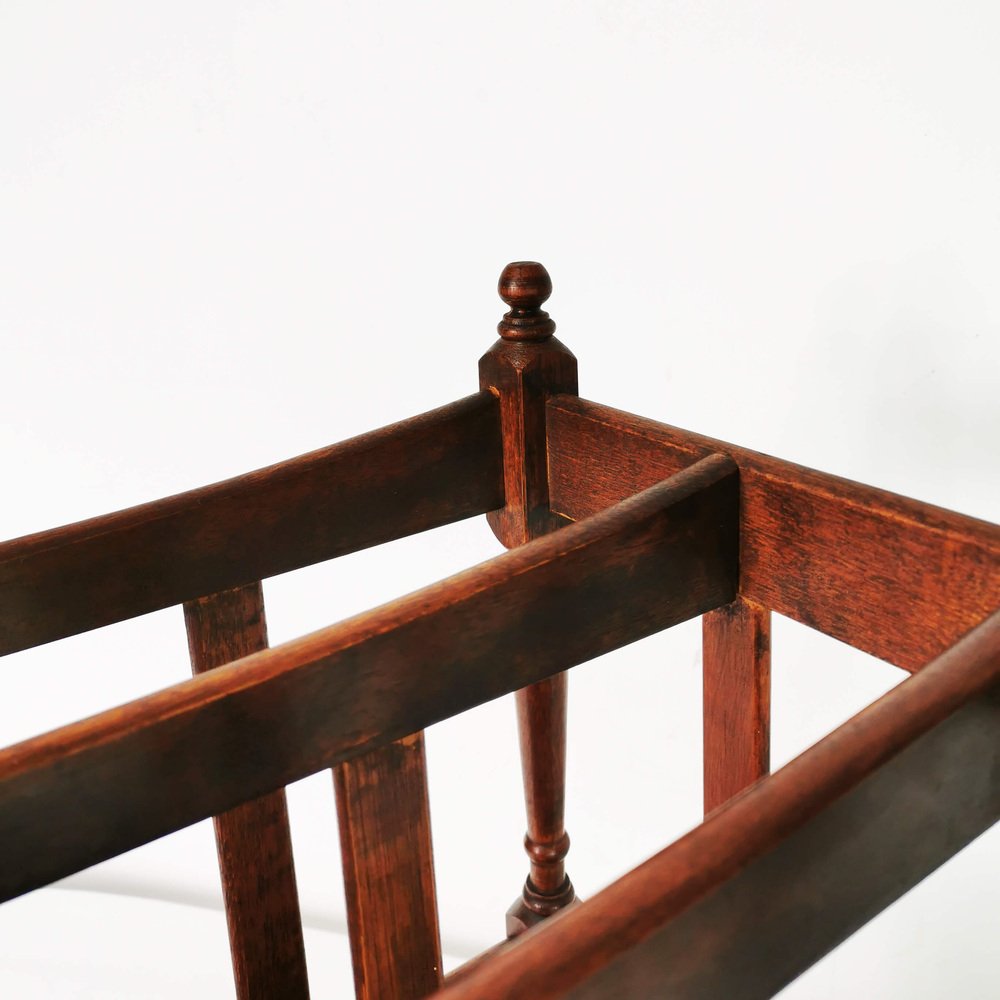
[703, 596, 771, 814]
[334, 733, 443, 999]
[183, 583, 310, 1000]
[479, 261, 581, 936]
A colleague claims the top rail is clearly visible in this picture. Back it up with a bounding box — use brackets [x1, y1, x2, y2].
[0, 392, 503, 656]
[0, 454, 738, 901]
[438, 608, 1000, 999]
[546, 396, 1000, 671]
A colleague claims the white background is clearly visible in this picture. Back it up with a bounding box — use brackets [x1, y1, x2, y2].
[1, 2, 998, 996]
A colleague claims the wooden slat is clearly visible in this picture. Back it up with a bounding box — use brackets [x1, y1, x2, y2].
[184, 584, 309, 1000]
[335, 734, 443, 999]
[0, 392, 503, 655]
[0, 454, 739, 902]
[442, 936, 516, 987]
[546, 395, 1000, 671]
[703, 597, 771, 814]
[434, 609, 1000, 1000]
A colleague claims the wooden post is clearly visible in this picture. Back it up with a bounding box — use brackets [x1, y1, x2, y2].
[479, 262, 581, 937]
[703, 595, 771, 815]
[183, 583, 310, 1000]
[334, 735, 443, 999]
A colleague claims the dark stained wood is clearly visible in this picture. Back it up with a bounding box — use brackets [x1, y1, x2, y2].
[703, 597, 771, 814]
[0, 455, 739, 902]
[184, 583, 310, 1000]
[334, 734, 443, 999]
[494, 260, 557, 342]
[1, 262, 996, 1000]
[481, 262, 578, 547]
[480, 261, 582, 936]
[0, 392, 503, 656]
[443, 938, 519, 988]
[510, 672, 575, 899]
[435, 608, 1000, 1000]
[546, 395, 1000, 672]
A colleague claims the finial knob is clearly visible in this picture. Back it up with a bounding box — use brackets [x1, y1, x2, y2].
[497, 261, 556, 341]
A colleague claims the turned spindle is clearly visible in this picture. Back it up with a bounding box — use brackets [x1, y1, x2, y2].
[479, 262, 580, 936]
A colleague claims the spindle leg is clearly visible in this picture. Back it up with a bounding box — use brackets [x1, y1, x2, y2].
[506, 673, 577, 936]
[479, 262, 581, 936]
[703, 595, 771, 815]
[184, 583, 310, 999]
[334, 733, 443, 999]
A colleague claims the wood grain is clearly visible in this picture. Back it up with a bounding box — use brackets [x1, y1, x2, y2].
[703, 597, 771, 814]
[335, 734, 443, 999]
[546, 395, 1000, 671]
[480, 264, 578, 547]
[0, 392, 502, 655]
[513, 671, 570, 897]
[184, 583, 309, 1000]
[435, 609, 1000, 1000]
[480, 261, 581, 935]
[0, 455, 739, 902]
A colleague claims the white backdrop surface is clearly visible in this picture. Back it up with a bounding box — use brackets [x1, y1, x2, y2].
[1, 2, 998, 997]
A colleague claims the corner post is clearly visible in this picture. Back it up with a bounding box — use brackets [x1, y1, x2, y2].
[478, 262, 580, 937]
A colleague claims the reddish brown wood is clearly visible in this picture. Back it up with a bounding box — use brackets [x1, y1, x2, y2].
[493, 260, 557, 342]
[546, 395, 1000, 671]
[443, 938, 518, 987]
[0, 456, 738, 902]
[184, 583, 309, 1000]
[1, 266, 997, 1000]
[481, 262, 578, 546]
[517, 674, 573, 900]
[334, 733, 442, 999]
[703, 597, 771, 814]
[0, 392, 502, 655]
[436, 609, 1000, 1000]
[480, 262, 581, 935]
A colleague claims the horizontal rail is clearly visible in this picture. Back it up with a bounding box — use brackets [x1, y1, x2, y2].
[436, 608, 1000, 1000]
[546, 396, 1000, 671]
[0, 454, 739, 901]
[0, 392, 503, 655]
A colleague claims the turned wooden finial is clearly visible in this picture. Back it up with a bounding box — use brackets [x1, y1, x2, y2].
[497, 261, 556, 341]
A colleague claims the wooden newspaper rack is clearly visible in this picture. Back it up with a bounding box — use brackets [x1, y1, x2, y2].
[1, 262, 997, 998]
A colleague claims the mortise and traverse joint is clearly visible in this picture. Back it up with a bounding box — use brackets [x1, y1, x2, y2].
[479, 261, 581, 936]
